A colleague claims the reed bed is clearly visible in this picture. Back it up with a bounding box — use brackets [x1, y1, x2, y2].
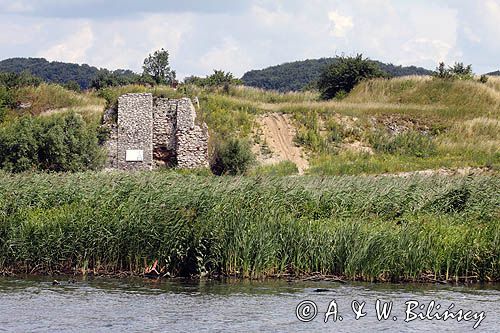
[0, 172, 498, 282]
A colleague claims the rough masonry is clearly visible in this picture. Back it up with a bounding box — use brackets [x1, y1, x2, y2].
[104, 93, 209, 170]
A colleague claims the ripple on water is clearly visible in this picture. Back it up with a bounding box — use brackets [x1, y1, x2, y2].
[0, 277, 498, 332]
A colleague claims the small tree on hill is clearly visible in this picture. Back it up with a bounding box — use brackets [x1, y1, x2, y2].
[205, 70, 242, 87]
[184, 70, 242, 91]
[142, 48, 176, 85]
[434, 62, 473, 80]
[318, 54, 386, 100]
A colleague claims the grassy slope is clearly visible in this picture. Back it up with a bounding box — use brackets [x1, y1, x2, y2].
[199, 77, 500, 175]
[3, 77, 499, 176]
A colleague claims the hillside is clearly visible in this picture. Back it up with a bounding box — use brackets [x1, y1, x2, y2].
[1, 75, 499, 176]
[0, 57, 137, 89]
[202, 77, 500, 175]
[241, 57, 434, 91]
[488, 70, 500, 76]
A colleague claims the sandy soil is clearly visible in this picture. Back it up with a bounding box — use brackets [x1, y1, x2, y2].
[253, 113, 309, 174]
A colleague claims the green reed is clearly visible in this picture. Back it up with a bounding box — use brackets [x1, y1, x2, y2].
[0, 171, 498, 281]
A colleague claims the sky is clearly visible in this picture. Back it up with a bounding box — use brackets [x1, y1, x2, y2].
[0, 0, 499, 78]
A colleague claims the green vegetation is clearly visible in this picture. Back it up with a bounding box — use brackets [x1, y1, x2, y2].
[142, 48, 176, 85]
[249, 161, 299, 176]
[0, 172, 497, 282]
[318, 54, 386, 100]
[0, 57, 137, 89]
[435, 62, 474, 80]
[241, 57, 433, 92]
[369, 130, 436, 158]
[81, 75, 499, 176]
[210, 138, 254, 175]
[0, 55, 499, 177]
[0, 56, 498, 283]
[0, 112, 104, 172]
[185, 70, 242, 88]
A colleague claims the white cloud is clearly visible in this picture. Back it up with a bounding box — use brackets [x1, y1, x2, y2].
[401, 38, 454, 65]
[250, 4, 290, 26]
[38, 21, 94, 63]
[2, 0, 33, 13]
[485, 0, 500, 16]
[198, 38, 252, 77]
[328, 10, 353, 37]
[1, 0, 499, 76]
[463, 26, 480, 43]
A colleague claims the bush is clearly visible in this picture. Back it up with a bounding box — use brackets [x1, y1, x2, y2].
[0, 71, 42, 89]
[0, 112, 104, 172]
[184, 70, 242, 88]
[369, 130, 437, 157]
[434, 62, 474, 80]
[0, 117, 40, 172]
[210, 138, 254, 175]
[318, 54, 386, 100]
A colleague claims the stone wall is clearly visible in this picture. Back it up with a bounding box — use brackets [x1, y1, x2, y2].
[105, 94, 209, 170]
[153, 98, 178, 166]
[117, 93, 154, 171]
[104, 124, 118, 169]
[176, 98, 209, 168]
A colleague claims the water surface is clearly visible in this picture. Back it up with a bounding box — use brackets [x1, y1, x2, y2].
[0, 277, 498, 332]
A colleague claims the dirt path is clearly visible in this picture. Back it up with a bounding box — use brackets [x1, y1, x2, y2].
[253, 113, 309, 174]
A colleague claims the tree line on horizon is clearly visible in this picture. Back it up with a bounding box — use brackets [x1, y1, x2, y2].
[2, 52, 498, 93]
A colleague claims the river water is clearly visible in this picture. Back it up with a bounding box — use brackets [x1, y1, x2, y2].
[0, 276, 498, 332]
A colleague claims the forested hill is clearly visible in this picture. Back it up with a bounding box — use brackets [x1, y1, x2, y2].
[488, 70, 500, 76]
[241, 58, 434, 91]
[0, 57, 136, 89]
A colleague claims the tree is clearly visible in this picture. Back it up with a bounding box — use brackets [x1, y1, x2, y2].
[184, 70, 242, 89]
[317, 54, 386, 100]
[142, 48, 176, 85]
[434, 62, 474, 80]
[205, 70, 242, 87]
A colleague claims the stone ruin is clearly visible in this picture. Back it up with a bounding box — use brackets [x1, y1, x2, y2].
[103, 93, 209, 171]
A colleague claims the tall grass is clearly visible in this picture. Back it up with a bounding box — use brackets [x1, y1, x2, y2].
[346, 77, 500, 118]
[13, 84, 104, 115]
[96, 84, 188, 109]
[0, 172, 498, 282]
[226, 85, 319, 104]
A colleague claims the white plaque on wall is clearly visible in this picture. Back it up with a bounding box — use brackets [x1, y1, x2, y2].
[126, 149, 144, 162]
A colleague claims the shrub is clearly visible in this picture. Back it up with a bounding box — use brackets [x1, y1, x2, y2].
[0, 71, 42, 89]
[210, 138, 254, 175]
[0, 85, 14, 109]
[318, 54, 386, 100]
[434, 62, 474, 80]
[0, 112, 104, 172]
[479, 75, 488, 84]
[369, 130, 436, 157]
[184, 70, 242, 88]
[0, 117, 40, 172]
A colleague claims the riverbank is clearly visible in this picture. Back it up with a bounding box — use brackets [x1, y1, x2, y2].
[0, 171, 498, 282]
